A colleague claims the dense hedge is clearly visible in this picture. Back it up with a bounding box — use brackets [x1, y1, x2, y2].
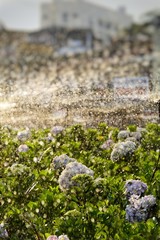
[0, 123, 160, 239]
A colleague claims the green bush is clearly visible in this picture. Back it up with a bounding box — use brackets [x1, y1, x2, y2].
[0, 123, 159, 239]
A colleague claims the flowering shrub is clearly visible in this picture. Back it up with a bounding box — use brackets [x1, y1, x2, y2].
[58, 235, 70, 240]
[0, 224, 8, 238]
[126, 194, 156, 222]
[124, 179, 156, 223]
[0, 123, 159, 239]
[100, 139, 114, 150]
[52, 154, 76, 172]
[117, 130, 130, 140]
[130, 131, 142, 141]
[58, 162, 94, 191]
[111, 140, 136, 162]
[124, 179, 148, 199]
[17, 128, 30, 141]
[51, 126, 64, 135]
[5, 163, 30, 176]
[47, 235, 69, 240]
[18, 144, 29, 152]
[47, 236, 58, 240]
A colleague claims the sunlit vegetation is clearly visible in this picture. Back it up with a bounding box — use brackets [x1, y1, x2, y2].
[0, 122, 159, 239]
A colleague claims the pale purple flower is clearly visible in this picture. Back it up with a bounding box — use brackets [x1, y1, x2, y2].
[130, 131, 142, 141]
[47, 236, 58, 240]
[126, 194, 156, 222]
[0, 224, 8, 238]
[18, 144, 29, 153]
[126, 203, 147, 222]
[124, 141, 137, 153]
[125, 137, 137, 143]
[111, 141, 136, 162]
[100, 139, 114, 150]
[118, 130, 130, 140]
[58, 162, 94, 191]
[52, 154, 76, 172]
[51, 126, 64, 135]
[124, 180, 148, 199]
[140, 195, 156, 209]
[17, 128, 30, 141]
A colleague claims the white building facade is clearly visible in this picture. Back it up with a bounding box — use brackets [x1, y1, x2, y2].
[41, 0, 133, 44]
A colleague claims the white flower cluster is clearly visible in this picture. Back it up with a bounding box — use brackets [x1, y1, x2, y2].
[124, 180, 148, 199]
[51, 126, 64, 135]
[111, 141, 136, 162]
[18, 144, 29, 153]
[17, 128, 30, 141]
[47, 234, 69, 240]
[58, 235, 70, 240]
[52, 154, 76, 171]
[58, 161, 94, 191]
[124, 180, 156, 222]
[0, 223, 8, 238]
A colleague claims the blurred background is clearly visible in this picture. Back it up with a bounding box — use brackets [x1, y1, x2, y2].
[0, 0, 160, 30]
[0, 0, 160, 128]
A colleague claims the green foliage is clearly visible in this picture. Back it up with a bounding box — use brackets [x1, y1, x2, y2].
[0, 123, 160, 239]
[127, 125, 137, 132]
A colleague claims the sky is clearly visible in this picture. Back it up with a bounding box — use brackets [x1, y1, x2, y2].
[0, 0, 160, 31]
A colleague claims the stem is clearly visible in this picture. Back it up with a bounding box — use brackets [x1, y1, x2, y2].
[22, 214, 42, 240]
[151, 149, 160, 182]
[38, 147, 51, 163]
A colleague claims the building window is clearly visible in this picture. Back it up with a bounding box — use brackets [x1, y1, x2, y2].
[62, 12, 68, 22]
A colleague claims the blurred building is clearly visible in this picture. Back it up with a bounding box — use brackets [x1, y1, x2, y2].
[0, 20, 5, 30]
[41, 0, 132, 44]
[26, 27, 95, 56]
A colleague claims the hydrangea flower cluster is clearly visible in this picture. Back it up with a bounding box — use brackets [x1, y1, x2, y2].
[129, 131, 142, 141]
[118, 129, 142, 142]
[18, 144, 29, 153]
[47, 234, 69, 240]
[111, 141, 136, 162]
[126, 194, 156, 222]
[58, 161, 94, 191]
[124, 180, 148, 199]
[52, 154, 76, 171]
[117, 130, 130, 140]
[0, 223, 8, 238]
[51, 126, 64, 135]
[17, 128, 30, 141]
[100, 139, 114, 150]
[124, 180, 156, 222]
[6, 163, 29, 176]
[47, 236, 58, 240]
